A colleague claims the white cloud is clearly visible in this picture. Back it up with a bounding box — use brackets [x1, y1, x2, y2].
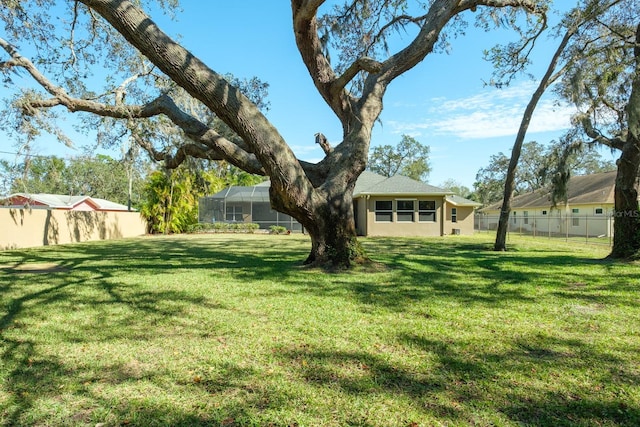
[388, 82, 576, 140]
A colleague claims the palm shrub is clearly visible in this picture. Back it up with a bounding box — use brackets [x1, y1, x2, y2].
[140, 169, 198, 234]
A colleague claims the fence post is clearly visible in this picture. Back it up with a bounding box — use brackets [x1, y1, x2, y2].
[585, 215, 588, 244]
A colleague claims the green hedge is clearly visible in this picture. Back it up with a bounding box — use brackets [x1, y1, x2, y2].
[186, 222, 260, 234]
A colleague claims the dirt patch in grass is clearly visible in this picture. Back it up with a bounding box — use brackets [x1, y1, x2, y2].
[0, 263, 69, 274]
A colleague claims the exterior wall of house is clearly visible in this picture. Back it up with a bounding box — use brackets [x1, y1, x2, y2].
[444, 205, 476, 235]
[6, 195, 47, 207]
[360, 196, 446, 237]
[479, 203, 614, 237]
[70, 200, 99, 211]
[0, 208, 147, 250]
[354, 197, 368, 236]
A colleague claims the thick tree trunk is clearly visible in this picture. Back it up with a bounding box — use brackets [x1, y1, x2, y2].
[610, 23, 640, 259]
[269, 176, 367, 268]
[610, 135, 640, 259]
[303, 198, 365, 268]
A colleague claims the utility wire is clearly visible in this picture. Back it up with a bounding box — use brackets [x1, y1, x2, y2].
[0, 150, 60, 159]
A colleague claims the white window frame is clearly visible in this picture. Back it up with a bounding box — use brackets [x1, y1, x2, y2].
[451, 207, 458, 223]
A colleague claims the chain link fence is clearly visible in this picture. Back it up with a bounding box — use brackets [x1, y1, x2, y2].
[475, 213, 614, 246]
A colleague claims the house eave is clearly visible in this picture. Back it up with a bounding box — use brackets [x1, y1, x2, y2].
[354, 192, 451, 198]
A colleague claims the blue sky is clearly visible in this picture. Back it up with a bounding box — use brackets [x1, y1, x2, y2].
[0, 1, 618, 189]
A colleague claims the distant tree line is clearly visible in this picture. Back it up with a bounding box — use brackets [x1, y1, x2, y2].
[0, 154, 148, 208]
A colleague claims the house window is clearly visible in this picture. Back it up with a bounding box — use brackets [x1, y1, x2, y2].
[397, 200, 415, 222]
[542, 210, 547, 216]
[512, 211, 517, 224]
[418, 200, 436, 222]
[226, 205, 243, 222]
[451, 208, 458, 223]
[595, 208, 604, 215]
[572, 208, 580, 227]
[375, 200, 393, 222]
[523, 211, 529, 225]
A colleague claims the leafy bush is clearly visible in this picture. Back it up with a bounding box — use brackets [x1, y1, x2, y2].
[269, 225, 288, 235]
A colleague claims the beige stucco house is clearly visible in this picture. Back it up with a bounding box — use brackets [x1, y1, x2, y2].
[479, 171, 622, 237]
[200, 171, 481, 237]
[352, 172, 480, 236]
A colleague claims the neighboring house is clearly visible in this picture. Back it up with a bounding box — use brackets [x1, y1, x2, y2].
[1, 193, 145, 250]
[479, 171, 624, 237]
[199, 171, 481, 236]
[3, 193, 133, 212]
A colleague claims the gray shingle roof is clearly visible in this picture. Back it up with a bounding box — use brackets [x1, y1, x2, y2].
[210, 171, 465, 201]
[353, 171, 451, 196]
[445, 194, 482, 207]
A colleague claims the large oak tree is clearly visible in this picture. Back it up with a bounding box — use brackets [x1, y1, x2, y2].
[556, 10, 640, 259]
[486, 0, 640, 257]
[0, 0, 544, 267]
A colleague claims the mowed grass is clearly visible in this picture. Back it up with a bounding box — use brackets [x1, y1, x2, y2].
[0, 233, 638, 426]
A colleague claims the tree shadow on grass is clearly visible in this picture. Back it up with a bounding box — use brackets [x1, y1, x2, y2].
[273, 237, 633, 313]
[400, 332, 640, 426]
[1, 336, 288, 426]
[1, 235, 638, 425]
[0, 248, 237, 425]
[0, 234, 325, 425]
[1, 336, 74, 427]
[272, 330, 640, 426]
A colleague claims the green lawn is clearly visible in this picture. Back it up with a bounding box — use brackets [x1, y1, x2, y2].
[0, 233, 638, 426]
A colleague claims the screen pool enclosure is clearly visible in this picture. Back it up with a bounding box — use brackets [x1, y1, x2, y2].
[198, 181, 303, 232]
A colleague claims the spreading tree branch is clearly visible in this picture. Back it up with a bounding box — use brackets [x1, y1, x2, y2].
[0, 36, 265, 174]
[579, 114, 625, 151]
